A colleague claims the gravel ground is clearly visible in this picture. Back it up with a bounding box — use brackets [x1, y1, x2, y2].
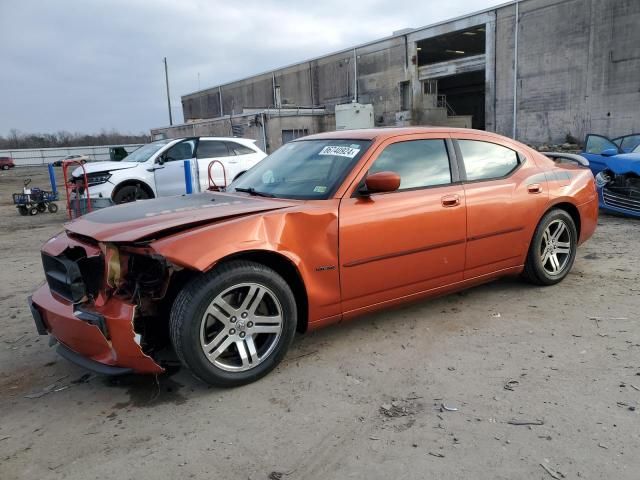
[1, 167, 639, 480]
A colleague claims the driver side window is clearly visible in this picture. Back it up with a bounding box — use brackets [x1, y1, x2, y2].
[164, 140, 196, 162]
[369, 139, 452, 190]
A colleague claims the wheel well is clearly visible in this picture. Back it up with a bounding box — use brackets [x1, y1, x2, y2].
[112, 180, 155, 200]
[216, 251, 309, 333]
[550, 202, 581, 238]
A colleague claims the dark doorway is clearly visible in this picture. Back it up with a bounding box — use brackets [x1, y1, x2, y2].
[417, 25, 486, 66]
[437, 70, 485, 130]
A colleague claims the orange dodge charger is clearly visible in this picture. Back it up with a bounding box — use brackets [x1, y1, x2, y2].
[29, 128, 598, 386]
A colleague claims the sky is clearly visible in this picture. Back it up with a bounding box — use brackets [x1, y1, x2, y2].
[0, 0, 505, 136]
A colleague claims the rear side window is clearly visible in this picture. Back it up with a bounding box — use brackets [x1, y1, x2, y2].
[369, 139, 451, 190]
[197, 140, 230, 158]
[226, 142, 255, 155]
[458, 140, 519, 181]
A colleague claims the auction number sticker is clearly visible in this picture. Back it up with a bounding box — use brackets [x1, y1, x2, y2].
[318, 145, 360, 158]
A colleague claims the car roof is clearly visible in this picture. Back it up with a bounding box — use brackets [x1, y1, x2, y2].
[301, 126, 510, 142]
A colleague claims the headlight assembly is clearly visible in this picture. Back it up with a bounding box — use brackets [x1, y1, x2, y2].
[86, 172, 112, 186]
[595, 171, 612, 188]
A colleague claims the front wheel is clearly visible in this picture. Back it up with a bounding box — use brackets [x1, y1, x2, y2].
[523, 209, 577, 285]
[170, 261, 297, 387]
[112, 185, 150, 204]
[47, 203, 59, 213]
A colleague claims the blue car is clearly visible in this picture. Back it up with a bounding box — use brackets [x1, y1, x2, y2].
[582, 134, 640, 218]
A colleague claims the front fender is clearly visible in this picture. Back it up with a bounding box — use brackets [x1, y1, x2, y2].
[150, 202, 342, 323]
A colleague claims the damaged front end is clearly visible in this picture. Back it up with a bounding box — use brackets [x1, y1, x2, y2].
[29, 231, 184, 375]
[596, 170, 640, 217]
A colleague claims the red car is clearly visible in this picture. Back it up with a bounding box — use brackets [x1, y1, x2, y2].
[0, 156, 15, 170]
[29, 128, 598, 387]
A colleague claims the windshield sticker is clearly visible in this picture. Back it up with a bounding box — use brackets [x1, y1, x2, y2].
[313, 185, 327, 193]
[318, 145, 360, 158]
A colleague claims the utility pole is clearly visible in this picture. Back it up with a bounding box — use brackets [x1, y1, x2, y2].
[164, 57, 173, 126]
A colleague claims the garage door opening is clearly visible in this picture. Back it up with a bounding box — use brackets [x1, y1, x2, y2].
[416, 25, 485, 66]
[415, 24, 487, 129]
[437, 70, 486, 130]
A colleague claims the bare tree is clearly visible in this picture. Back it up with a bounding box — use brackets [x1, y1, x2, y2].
[0, 130, 151, 149]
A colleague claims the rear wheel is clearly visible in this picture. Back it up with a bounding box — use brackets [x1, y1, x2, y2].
[18, 206, 28, 216]
[29, 206, 39, 216]
[523, 209, 577, 285]
[170, 261, 297, 387]
[112, 185, 150, 204]
[2, 165, 8, 170]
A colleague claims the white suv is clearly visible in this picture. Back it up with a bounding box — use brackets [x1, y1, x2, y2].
[72, 137, 266, 204]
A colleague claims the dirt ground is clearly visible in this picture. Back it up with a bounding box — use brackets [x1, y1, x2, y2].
[1, 166, 638, 480]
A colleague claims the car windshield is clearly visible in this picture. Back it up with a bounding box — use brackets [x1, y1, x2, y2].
[124, 139, 173, 162]
[228, 139, 372, 200]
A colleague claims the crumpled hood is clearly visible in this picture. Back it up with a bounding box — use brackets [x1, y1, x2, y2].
[65, 192, 298, 242]
[604, 153, 640, 175]
[72, 161, 139, 176]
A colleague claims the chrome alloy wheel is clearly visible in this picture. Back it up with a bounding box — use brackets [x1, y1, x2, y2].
[540, 219, 572, 275]
[199, 283, 283, 372]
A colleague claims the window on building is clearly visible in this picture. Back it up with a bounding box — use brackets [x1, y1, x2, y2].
[369, 139, 452, 190]
[400, 81, 411, 111]
[282, 129, 309, 144]
[197, 140, 230, 158]
[457, 140, 519, 181]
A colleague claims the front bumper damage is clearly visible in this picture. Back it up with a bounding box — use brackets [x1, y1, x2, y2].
[29, 232, 165, 375]
[598, 172, 640, 217]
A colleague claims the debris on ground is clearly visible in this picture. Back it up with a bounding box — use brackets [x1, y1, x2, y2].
[428, 452, 445, 458]
[539, 463, 566, 479]
[380, 400, 416, 417]
[507, 419, 544, 426]
[440, 403, 458, 412]
[71, 373, 94, 384]
[503, 380, 519, 391]
[24, 375, 70, 399]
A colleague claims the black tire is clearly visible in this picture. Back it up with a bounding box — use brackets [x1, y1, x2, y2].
[523, 209, 577, 286]
[170, 260, 297, 387]
[29, 206, 39, 216]
[112, 185, 150, 204]
[48, 203, 59, 213]
[18, 206, 28, 216]
[1, 165, 8, 170]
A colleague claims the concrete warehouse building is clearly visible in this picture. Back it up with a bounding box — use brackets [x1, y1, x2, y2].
[152, 0, 640, 153]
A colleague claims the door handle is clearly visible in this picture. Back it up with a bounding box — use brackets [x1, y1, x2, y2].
[146, 166, 164, 171]
[527, 183, 542, 194]
[441, 194, 460, 207]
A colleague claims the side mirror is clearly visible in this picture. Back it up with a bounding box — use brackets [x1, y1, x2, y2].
[157, 154, 166, 165]
[601, 148, 618, 157]
[361, 171, 401, 195]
